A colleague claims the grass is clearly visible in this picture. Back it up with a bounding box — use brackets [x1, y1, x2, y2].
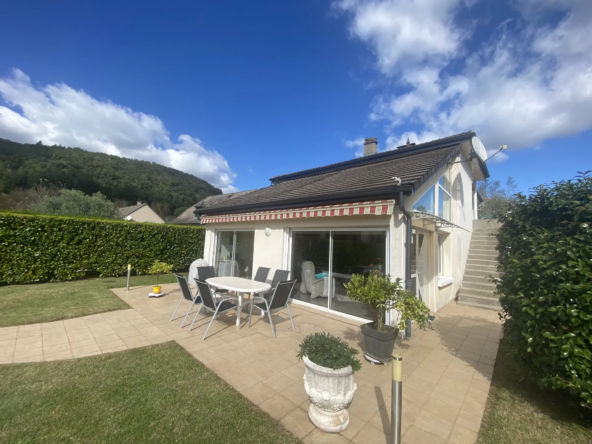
[477, 338, 592, 443]
[0, 273, 183, 327]
[0, 342, 299, 444]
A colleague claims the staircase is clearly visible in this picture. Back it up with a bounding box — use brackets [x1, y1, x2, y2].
[457, 219, 502, 311]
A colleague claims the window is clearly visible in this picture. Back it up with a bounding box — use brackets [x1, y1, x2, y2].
[413, 185, 435, 214]
[437, 234, 444, 275]
[214, 231, 255, 278]
[412, 169, 452, 221]
[438, 171, 451, 220]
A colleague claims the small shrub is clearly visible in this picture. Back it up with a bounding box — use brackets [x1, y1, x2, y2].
[148, 260, 173, 286]
[297, 333, 361, 371]
[495, 172, 592, 407]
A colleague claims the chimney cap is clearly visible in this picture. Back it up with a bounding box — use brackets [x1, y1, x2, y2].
[364, 137, 378, 145]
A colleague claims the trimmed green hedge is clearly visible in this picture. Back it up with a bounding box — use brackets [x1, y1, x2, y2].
[496, 173, 592, 407]
[0, 212, 205, 284]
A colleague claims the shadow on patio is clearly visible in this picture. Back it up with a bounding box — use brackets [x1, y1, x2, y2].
[112, 283, 502, 444]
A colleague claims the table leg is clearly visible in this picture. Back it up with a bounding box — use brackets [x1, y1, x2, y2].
[236, 294, 242, 329]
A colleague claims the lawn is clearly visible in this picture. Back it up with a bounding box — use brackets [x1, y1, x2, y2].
[0, 342, 299, 444]
[0, 273, 183, 327]
[477, 338, 592, 443]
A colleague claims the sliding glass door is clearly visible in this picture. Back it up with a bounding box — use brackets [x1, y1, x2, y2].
[290, 229, 387, 321]
[214, 231, 255, 279]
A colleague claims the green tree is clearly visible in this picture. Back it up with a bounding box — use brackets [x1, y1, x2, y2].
[32, 189, 117, 218]
[477, 176, 517, 219]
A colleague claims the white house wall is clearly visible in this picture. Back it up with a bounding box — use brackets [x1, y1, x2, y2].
[406, 152, 475, 311]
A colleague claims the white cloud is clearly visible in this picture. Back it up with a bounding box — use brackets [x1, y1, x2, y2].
[335, 0, 465, 75]
[336, 0, 592, 160]
[0, 69, 238, 192]
[344, 137, 366, 157]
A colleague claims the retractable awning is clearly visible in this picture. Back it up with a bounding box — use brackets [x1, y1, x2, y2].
[200, 200, 395, 224]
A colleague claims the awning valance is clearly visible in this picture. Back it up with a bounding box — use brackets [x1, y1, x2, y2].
[201, 200, 395, 224]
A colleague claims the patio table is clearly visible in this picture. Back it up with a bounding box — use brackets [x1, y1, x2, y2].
[206, 276, 271, 329]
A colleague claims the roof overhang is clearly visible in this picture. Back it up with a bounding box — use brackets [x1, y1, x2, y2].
[201, 200, 395, 224]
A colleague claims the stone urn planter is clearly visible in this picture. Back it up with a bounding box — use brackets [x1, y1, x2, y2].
[361, 322, 399, 363]
[303, 355, 356, 433]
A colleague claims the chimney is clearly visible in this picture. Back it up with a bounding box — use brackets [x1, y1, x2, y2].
[364, 137, 378, 156]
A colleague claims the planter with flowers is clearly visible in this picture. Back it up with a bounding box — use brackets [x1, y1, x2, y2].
[297, 333, 361, 433]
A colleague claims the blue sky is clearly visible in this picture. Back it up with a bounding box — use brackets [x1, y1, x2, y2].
[0, 0, 590, 195]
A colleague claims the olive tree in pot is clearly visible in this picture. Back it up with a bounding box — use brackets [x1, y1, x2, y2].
[297, 333, 361, 433]
[344, 273, 430, 363]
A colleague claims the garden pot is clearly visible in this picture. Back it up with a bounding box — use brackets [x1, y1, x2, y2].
[360, 322, 399, 363]
[302, 355, 356, 433]
[153, 285, 162, 294]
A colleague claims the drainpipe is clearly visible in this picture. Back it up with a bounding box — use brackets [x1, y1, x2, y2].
[398, 191, 413, 339]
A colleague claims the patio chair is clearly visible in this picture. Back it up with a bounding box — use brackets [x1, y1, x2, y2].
[171, 274, 203, 329]
[255, 268, 290, 305]
[197, 266, 228, 294]
[253, 267, 270, 283]
[248, 280, 296, 339]
[193, 279, 240, 340]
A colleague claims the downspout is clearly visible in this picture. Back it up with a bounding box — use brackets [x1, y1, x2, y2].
[398, 191, 413, 339]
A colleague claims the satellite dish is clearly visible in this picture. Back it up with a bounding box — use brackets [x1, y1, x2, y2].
[471, 137, 487, 162]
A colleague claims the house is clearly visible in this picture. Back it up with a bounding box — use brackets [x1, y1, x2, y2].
[118, 203, 164, 224]
[195, 132, 489, 324]
[170, 190, 255, 225]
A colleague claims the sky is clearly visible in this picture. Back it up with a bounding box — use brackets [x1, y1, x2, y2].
[0, 0, 590, 195]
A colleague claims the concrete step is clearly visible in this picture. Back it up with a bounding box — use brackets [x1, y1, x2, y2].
[458, 294, 500, 308]
[468, 249, 498, 257]
[457, 299, 502, 311]
[470, 240, 498, 247]
[471, 233, 499, 240]
[463, 275, 498, 287]
[459, 287, 496, 299]
[473, 219, 502, 227]
[464, 269, 501, 279]
[465, 260, 498, 269]
[462, 279, 495, 294]
[468, 253, 499, 261]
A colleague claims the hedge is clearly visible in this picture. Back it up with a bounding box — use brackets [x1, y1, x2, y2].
[0, 212, 205, 284]
[495, 173, 592, 407]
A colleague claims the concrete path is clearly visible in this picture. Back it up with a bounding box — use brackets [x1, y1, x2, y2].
[0, 284, 501, 443]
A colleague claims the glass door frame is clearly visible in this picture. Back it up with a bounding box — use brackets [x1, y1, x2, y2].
[410, 228, 430, 307]
[212, 228, 255, 278]
[286, 226, 391, 316]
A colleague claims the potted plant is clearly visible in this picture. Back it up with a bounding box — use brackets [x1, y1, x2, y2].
[297, 333, 361, 433]
[344, 273, 429, 363]
[148, 260, 173, 294]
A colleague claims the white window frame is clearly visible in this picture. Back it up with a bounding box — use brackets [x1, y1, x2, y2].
[437, 170, 451, 221]
[437, 234, 444, 276]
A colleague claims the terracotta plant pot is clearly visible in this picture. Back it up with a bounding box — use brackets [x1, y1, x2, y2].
[153, 285, 162, 294]
[360, 322, 399, 363]
[303, 355, 356, 433]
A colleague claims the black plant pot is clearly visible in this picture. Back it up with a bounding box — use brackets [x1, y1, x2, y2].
[360, 322, 399, 363]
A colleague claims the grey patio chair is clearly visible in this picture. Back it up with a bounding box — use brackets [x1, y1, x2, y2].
[270, 269, 290, 293]
[248, 280, 296, 339]
[197, 266, 228, 294]
[171, 274, 203, 329]
[193, 279, 240, 340]
[253, 267, 270, 283]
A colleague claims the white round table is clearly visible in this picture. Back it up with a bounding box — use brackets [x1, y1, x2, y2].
[206, 277, 271, 329]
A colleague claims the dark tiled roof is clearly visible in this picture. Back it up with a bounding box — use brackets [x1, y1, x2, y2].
[270, 131, 476, 183]
[198, 135, 468, 216]
[118, 203, 147, 218]
[169, 190, 256, 224]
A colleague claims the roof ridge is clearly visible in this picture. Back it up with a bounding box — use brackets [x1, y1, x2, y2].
[269, 131, 475, 184]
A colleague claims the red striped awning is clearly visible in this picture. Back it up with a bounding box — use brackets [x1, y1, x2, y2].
[201, 200, 395, 224]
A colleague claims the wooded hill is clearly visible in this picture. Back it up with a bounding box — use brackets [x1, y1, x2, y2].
[0, 138, 222, 217]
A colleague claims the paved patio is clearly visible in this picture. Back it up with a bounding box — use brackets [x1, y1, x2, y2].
[0, 283, 501, 443]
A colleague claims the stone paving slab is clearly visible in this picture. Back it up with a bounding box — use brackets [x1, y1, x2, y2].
[0, 283, 502, 443]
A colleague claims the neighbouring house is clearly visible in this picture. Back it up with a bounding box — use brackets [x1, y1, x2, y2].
[118, 203, 164, 224]
[170, 190, 255, 225]
[195, 132, 489, 324]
